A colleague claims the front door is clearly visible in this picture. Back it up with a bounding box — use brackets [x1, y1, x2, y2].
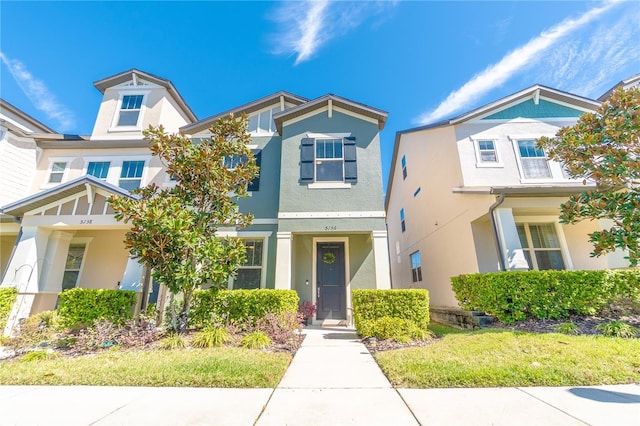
[316, 242, 346, 320]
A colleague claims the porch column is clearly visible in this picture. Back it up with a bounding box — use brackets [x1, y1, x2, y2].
[40, 231, 74, 292]
[494, 207, 529, 270]
[274, 232, 292, 289]
[1, 226, 51, 336]
[372, 230, 391, 289]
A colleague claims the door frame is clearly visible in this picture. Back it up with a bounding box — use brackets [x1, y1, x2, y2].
[312, 236, 350, 321]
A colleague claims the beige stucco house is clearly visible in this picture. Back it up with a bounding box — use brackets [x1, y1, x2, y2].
[385, 85, 631, 307]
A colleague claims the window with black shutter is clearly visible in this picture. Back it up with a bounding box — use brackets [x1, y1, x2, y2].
[248, 149, 262, 191]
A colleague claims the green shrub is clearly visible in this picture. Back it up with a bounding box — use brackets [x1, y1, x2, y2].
[0, 287, 17, 331]
[358, 317, 431, 342]
[241, 330, 271, 349]
[554, 322, 581, 335]
[159, 333, 186, 350]
[14, 311, 62, 348]
[190, 289, 299, 328]
[596, 321, 639, 338]
[57, 288, 136, 328]
[352, 289, 430, 331]
[191, 326, 232, 348]
[19, 350, 57, 362]
[451, 270, 640, 324]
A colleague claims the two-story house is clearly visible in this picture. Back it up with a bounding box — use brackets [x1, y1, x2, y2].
[385, 85, 630, 307]
[1, 69, 391, 333]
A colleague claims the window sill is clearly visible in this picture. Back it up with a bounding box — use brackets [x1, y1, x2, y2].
[108, 126, 142, 133]
[308, 182, 352, 189]
[475, 162, 504, 168]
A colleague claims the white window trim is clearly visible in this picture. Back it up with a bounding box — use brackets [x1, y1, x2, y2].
[514, 216, 573, 270]
[313, 137, 346, 184]
[471, 137, 504, 168]
[42, 157, 75, 189]
[63, 237, 93, 290]
[247, 104, 282, 136]
[108, 90, 150, 133]
[308, 182, 351, 189]
[510, 136, 570, 183]
[82, 155, 150, 189]
[216, 232, 271, 290]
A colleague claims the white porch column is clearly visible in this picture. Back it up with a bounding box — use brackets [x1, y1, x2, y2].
[372, 230, 391, 289]
[494, 207, 529, 270]
[274, 232, 292, 289]
[1, 226, 51, 336]
[40, 231, 74, 292]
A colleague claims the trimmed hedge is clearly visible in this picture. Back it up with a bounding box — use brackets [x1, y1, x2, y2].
[352, 289, 430, 340]
[57, 288, 137, 328]
[451, 269, 640, 324]
[190, 289, 299, 328]
[0, 287, 18, 331]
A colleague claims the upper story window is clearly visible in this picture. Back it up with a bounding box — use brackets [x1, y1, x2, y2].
[119, 160, 145, 191]
[247, 106, 281, 135]
[477, 140, 498, 163]
[49, 161, 67, 183]
[116, 94, 144, 127]
[400, 208, 406, 233]
[401, 155, 407, 179]
[410, 251, 422, 282]
[300, 136, 357, 185]
[517, 140, 551, 179]
[87, 161, 110, 180]
[517, 223, 565, 270]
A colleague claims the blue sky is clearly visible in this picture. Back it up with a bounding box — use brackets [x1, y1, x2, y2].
[1, 1, 638, 190]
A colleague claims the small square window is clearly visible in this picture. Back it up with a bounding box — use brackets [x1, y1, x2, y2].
[49, 162, 67, 183]
[477, 140, 498, 163]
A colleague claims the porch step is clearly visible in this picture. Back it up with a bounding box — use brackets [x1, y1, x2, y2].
[316, 319, 349, 327]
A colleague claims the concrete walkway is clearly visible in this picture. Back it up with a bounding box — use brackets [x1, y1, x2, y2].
[0, 326, 639, 425]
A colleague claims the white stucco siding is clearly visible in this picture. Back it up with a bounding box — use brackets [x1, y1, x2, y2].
[74, 230, 129, 290]
[455, 119, 581, 188]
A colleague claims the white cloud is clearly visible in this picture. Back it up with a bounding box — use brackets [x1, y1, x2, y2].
[0, 52, 75, 131]
[270, 1, 395, 65]
[415, 1, 618, 125]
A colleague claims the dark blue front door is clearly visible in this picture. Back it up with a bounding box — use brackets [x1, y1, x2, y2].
[316, 242, 346, 320]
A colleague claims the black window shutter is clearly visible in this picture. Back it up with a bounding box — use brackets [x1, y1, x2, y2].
[248, 149, 262, 191]
[300, 138, 315, 183]
[344, 137, 357, 183]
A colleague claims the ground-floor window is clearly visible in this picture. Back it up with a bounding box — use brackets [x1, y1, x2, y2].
[62, 244, 86, 290]
[516, 223, 565, 270]
[410, 250, 422, 282]
[233, 239, 263, 289]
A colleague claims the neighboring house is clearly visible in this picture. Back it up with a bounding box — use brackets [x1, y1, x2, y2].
[0, 100, 56, 282]
[1, 69, 391, 334]
[597, 73, 640, 101]
[385, 85, 630, 307]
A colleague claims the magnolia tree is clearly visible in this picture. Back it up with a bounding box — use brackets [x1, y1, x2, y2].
[109, 115, 258, 332]
[538, 86, 640, 265]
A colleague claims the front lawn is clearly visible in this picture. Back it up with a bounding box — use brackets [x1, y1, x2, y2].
[0, 347, 291, 388]
[375, 327, 640, 388]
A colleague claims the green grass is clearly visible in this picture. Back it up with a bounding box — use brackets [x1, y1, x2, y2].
[376, 329, 640, 388]
[0, 347, 291, 388]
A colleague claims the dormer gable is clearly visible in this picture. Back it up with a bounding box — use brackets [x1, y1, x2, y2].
[90, 69, 196, 140]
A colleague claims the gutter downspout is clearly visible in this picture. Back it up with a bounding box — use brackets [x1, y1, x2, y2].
[489, 192, 507, 271]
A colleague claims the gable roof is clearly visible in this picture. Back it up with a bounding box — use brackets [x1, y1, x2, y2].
[0, 175, 137, 218]
[597, 73, 640, 101]
[0, 99, 56, 135]
[93, 69, 197, 122]
[181, 91, 308, 135]
[384, 85, 600, 210]
[272, 94, 388, 135]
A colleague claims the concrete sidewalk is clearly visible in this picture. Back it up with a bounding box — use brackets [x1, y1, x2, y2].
[0, 326, 638, 425]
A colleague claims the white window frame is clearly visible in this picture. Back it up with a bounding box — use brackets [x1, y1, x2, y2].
[314, 138, 345, 183]
[215, 231, 271, 290]
[82, 155, 149, 190]
[510, 135, 575, 183]
[61, 237, 93, 291]
[472, 138, 503, 168]
[232, 239, 266, 290]
[42, 157, 74, 188]
[85, 161, 111, 180]
[410, 250, 423, 282]
[515, 217, 573, 270]
[109, 90, 150, 132]
[305, 132, 352, 189]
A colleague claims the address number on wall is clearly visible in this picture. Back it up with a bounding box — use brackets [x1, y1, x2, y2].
[324, 225, 337, 231]
[80, 219, 93, 225]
